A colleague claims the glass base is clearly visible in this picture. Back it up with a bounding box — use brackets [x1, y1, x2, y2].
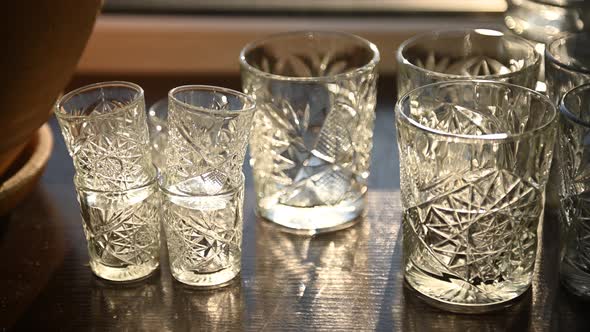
[90, 260, 159, 282]
[404, 278, 530, 314]
[560, 260, 590, 299]
[257, 194, 365, 235]
[170, 265, 240, 288]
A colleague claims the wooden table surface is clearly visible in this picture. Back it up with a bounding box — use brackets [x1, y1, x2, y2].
[2, 105, 590, 331]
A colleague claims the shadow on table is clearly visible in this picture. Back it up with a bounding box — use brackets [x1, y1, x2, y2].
[551, 286, 590, 331]
[0, 187, 67, 329]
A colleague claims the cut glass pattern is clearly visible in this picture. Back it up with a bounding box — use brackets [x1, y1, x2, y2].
[78, 181, 160, 280]
[396, 30, 539, 97]
[241, 33, 378, 231]
[57, 87, 154, 191]
[160, 87, 252, 286]
[164, 94, 253, 194]
[163, 183, 243, 285]
[397, 82, 556, 309]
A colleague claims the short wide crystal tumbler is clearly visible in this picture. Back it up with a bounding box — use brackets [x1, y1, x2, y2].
[55, 81, 160, 281]
[558, 84, 590, 298]
[396, 29, 540, 97]
[396, 80, 556, 312]
[161, 86, 255, 287]
[240, 31, 380, 234]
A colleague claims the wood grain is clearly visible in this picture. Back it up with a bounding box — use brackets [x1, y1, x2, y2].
[1, 106, 590, 331]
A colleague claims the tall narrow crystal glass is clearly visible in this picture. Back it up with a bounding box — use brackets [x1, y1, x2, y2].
[240, 31, 380, 234]
[160, 85, 255, 287]
[396, 80, 556, 313]
[55, 81, 160, 281]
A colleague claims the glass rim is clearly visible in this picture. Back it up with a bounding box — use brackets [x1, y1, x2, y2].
[396, 29, 541, 80]
[239, 30, 380, 82]
[158, 172, 245, 198]
[55, 81, 144, 120]
[545, 33, 590, 75]
[73, 167, 159, 194]
[396, 79, 556, 142]
[559, 83, 590, 128]
[168, 85, 256, 116]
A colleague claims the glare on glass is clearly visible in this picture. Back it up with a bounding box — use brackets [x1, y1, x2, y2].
[396, 29, 540, 97]
[147, 98, 168, 170]
[55, 81, 160, 281]
[557, 83, 590, 298]
[396, 80, 556, 313]
[504, 0, 589, 43]
[240, 31, 380, 234]
[160, 85, 255, 287]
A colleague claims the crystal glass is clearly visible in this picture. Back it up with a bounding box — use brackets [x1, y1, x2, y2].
[240, 31, 380, 234]
[55, 82, 160, 281]
[545, 33, 590, 104]
[76, 175, 160, 281]
[55, 81, 155, 191]
[396, 80, 556, 313]
[162, 174, 244, 288]
[557, 83, 590, 298]
[396, 29, 540, 98]
[161, 85, 255, 287]
[545, 34, 590, 210]
[505, 0, 590, 43]
[147, 98, 168, 170]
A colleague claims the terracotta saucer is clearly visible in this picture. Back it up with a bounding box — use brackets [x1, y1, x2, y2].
[0, 123, 54, 215]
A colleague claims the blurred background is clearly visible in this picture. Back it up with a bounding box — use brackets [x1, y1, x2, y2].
[72, 0, 508, 104]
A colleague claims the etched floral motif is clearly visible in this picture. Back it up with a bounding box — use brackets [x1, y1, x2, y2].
[396, 30, 539, 97]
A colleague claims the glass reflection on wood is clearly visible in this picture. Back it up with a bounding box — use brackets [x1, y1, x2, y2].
[252, 218, 371, 329]
[401, 285, 532, 331]
[171, 280, 244, 331]
[90, 277, 168, 331]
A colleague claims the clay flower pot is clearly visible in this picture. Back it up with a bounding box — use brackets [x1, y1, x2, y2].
[0, 0, 101, 212]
